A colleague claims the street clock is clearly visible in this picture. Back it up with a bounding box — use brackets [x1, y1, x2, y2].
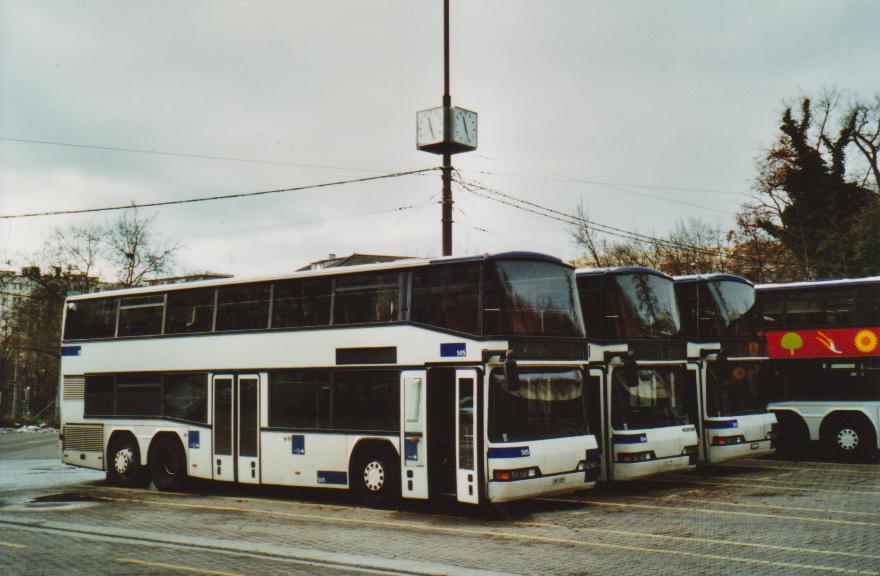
[416, 106, 478, 154]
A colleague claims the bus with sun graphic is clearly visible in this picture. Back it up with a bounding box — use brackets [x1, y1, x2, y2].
[756, 277, 880, 461]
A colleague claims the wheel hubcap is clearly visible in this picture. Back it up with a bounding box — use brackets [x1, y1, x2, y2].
[114, 447, 133, 475]
[837, 428, 859, 451]
[363, 461, 385, 492]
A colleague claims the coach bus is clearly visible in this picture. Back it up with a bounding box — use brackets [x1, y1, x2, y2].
[58, 252, 600, 506]
[674, 274, 777, 464]
[756, 277, 880, 461]
[576, 267, 698, 481]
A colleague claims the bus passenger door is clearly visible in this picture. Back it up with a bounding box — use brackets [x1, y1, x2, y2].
[455, 369, 479, 505]
[685, 363, 704, 461]
[212, 375, 235, 482]
[586, 368, 608, 481]
[237, 374, 260, 484]
[400, 370, 428, 499]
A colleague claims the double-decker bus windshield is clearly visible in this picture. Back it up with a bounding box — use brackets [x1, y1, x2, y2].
[706, 361, 768, 416]
[484, 260, 584, 337]
[489, 369, 587, 442]
[611, 366, 688, 430]
[609, 273, 680, 338]
[703, 280, 755, 336]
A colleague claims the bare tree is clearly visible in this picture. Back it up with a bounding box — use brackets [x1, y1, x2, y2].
[570, 203, 607, 268]
[105, 208, 178, 288]
[847, 93, 880, 191]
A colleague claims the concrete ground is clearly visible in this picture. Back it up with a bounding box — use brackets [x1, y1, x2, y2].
[1, 432, 878, 576]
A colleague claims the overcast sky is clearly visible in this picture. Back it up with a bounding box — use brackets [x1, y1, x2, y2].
[1, 1, 878, 279]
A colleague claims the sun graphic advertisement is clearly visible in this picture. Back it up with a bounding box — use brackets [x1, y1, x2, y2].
[854, 329, 878, 353]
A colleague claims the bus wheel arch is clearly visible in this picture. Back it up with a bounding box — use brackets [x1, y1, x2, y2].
[820, 411, 877, 461]
[147, 431, 189, 491]
[106, 430, 146, 487]
[772, 410, 810, 459]
[348, 439, 400, 508]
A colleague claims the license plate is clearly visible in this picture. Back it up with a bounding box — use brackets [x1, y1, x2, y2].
[750, 442, 760, 450]
[552, 477, 566, 485]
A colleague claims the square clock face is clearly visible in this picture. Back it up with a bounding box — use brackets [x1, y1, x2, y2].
[451, 107, 477, 148]
[417, 107, 445, 147]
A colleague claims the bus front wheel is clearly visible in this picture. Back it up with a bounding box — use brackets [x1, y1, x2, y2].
[823, 416, 876, 462]
[148, 434, 188, 491]
[351, 445, 400, 508]
[107, 434, 146, 487]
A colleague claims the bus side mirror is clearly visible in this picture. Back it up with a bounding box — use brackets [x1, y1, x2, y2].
[503, 352, 520, 390]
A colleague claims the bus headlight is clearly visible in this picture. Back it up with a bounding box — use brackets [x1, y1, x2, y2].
[711, 435, 745, 446]
[493, 467, 541, 481]
[617, 451, 655, 463]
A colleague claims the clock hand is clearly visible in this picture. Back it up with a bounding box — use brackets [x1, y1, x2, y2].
[427, 116, 435, 139]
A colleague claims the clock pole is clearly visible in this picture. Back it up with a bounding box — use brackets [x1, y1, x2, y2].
[441, 0, 452, 256]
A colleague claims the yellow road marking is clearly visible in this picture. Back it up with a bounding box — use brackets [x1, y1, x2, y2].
[727, 460, 880, 476]
[626, 493, 880, 517]
[698, 473, 880, 488]
[649, 476, 880, 496]
[0, 541, 26, 549]
[101, 495, 880, 575]
[117, 558, 243, 576]
[540, 497, 880, 527]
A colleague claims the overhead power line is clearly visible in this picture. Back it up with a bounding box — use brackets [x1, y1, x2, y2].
[0, 136, 396, 174]
[0, 168, 440, 220]
[453, 173, 799, 267]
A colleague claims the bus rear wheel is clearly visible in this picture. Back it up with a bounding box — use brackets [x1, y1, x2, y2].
[148, 435, 188, 491]
[351, 445, 399, 508]
[823, 417, 875, 462]
[107, 435, 146, 487]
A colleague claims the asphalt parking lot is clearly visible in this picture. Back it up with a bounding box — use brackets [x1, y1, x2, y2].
[1, 432, 878, 576]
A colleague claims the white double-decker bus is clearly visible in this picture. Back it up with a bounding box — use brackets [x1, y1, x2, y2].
[59, 252, 599, 506]
[576, 267, 698, 481]
[674, 274, 777, 464]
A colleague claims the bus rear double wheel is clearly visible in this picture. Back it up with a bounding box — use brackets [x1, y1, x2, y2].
[148, 434, 188, 491]
[823, 416, 876, 462]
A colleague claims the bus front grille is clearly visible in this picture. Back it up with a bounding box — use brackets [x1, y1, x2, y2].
[63, 424, 104, 453]
[62, 376, 85, 400]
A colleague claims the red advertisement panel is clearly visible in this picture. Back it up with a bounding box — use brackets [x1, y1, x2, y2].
[766, 327, 880, 359]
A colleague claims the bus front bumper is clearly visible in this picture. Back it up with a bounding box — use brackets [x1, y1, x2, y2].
[613, 454, 695, 481]
[706, 439, 775, 464]
[488, 471, 596, 503]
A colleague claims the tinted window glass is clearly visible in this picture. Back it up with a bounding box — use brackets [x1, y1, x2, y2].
[214, 378, 233, 455]
[856, 284, 880, 324]
[64, 299, 117, 340]
[115, 374, 162, 416]
[786, 290, 831, 327]
[333, 273, 400, 325]
[706, 361, 769, 416]
[489, 369, 586, 442]
[577, 275, 605, 338]
[771, 360, 880, 401]
[216, 284, 270, 331]
[484, 260, 584, 337]
[700, 281, 755, 337]
[268, 372, 331, 429]
[757, 291, 785, 328]
[610, 366, 689, 430]
[117, 295, 165, 337]
[333, 371, 400, 432]
[239, 377, 258, 457]
[411, 264, 480, 334]
[84, 375, 114, 416]
[606, 273, 679, 338]
[674, 283, 699, 338]
[272, 278, 331, 328]
[163, 373, 207, 422]
[165, 289, 215, 334]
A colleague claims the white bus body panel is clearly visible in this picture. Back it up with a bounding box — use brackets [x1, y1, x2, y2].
[768, 401, 880, 447]
[487, 435, 598, 503]
[704, 413, 776, 463]
[612, 425, 698, 481]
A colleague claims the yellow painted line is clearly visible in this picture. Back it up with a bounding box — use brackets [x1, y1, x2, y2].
[700, 473, 880, 488]
[727, 460, 880, 475]
[540, 497, 880, 527]
[650, 476, 880, 496]
[117, 558, 243, 576]
[0, 541, 26, 549]
[627, 493, 880, 518]
[101, 495, 880, 576]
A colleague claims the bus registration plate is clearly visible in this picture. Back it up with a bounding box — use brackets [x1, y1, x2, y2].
[750, 442, 760, 450]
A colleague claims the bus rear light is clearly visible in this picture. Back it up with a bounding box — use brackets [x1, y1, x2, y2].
[617, 451, 655, 463]
[493, 467, 540, 482]
[712, 435, 745, 446]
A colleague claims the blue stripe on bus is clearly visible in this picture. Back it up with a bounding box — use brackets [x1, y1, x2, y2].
[613, 433, 648, 444]
[704, 420, 739, 429]
[488, 446, 531, 458]
[292, 435, 305, 455]
[60, 346, 81, 357]
[317, 471, 347, 485]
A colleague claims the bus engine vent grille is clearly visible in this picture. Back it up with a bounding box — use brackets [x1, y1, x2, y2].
[63, 424, 104, 452]
[62, 376, 85, 400]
